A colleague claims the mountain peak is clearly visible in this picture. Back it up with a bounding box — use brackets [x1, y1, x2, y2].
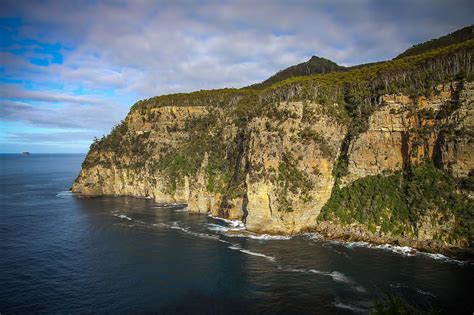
[249, 55, 345, 89]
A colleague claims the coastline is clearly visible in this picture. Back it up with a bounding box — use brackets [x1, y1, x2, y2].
[213, 215, 473, 262]
[308, 221, 473, 262]
[71, 191, 473, 261]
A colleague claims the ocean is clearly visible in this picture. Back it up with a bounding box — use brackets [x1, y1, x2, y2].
[0, 153, 472, 313]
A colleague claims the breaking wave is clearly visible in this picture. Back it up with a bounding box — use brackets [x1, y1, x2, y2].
[302, 232, 323, 240]
[207, 223, 232, 232]
[207, 214, 245, 229]
[418, 252, 467, 265]
[323, 240, 467, 264]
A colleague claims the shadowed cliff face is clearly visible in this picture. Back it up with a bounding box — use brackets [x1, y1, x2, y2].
[72, 35, 473, 248]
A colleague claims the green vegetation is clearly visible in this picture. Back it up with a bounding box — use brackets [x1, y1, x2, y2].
[249, 55, 345, 89]
[298, 127, 333, 158]
[396, 25, 473, 59]
[372, 294, 440, 315]
[276, 152, 314, 211]
[320, 163, 474, 244]
[261, 39, 472, 130]
[155, 112, 236, 194]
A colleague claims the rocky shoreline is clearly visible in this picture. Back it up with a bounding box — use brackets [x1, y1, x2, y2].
[308, 221, 473, 262]
[220, 217, 472, 261]
[73, 190, 473, 261]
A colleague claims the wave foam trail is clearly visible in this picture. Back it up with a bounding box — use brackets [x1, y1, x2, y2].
[345, 241, 370, 248]
[56, 191, 73, 198]
[416, 289, 436, 297]
[170, 222, 222, 241]
[329, 271, 352, 283]
[302, 233, 323, 240]
[207, 223, 231, 232]
[374, 244, 416, 256]
[170, 221, 188, 232]
[289, 268, 359, 288]
[296, 268, 351, 283]
[207, 214, 245, 229]
[153, 203, 187, 208]
[418, 252, 467, 265]
[152, 223, 169, 228]
[240, 249, 275, 261]
[286, 268, 307, 273]
[341, 241, 468, 264]
[174, 208, 188, 212]
[354, 286, 366, 293]
[333, 302, 366, 313]
[114, 214, 132, 221]
[228, 245, 275, 262]
[226, 233, 292, 240]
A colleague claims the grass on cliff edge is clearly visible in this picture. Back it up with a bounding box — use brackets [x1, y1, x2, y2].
[319, 163, 474, 246]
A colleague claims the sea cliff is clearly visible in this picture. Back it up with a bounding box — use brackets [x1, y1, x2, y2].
[72, 31, 474, 253]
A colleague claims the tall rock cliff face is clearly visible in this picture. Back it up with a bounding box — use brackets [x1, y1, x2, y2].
[73, 36, 474, 249]
[341, 82, 474, 186]
[244, 101, 347, 234]
[319, 82, 473, 248]
[72, 99, 348, 234]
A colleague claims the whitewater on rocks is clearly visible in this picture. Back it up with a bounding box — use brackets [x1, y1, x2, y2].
[113, 204, 471, 265]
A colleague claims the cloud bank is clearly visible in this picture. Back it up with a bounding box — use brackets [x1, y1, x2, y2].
[1, 0, 472, 152]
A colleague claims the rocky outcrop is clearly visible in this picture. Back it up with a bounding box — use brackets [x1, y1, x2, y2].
[244, 101, 346, 234]
[341, 82, 474, 186]
[72, 82, 473, 247]
[72, 105, 209, 202]
[72, 35, 474, 250]
[313, 221, 470, 258]
[73, 99, 348, 234]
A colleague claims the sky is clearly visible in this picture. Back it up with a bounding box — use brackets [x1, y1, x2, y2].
[0, 0, 473, 153]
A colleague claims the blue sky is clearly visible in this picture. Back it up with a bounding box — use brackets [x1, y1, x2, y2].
[1, 0, 473, 153]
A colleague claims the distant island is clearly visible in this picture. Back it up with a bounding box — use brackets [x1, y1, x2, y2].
[20, 152, 31, 155]
[72, 26, 473, 256]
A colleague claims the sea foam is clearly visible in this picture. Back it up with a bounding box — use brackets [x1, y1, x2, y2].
[333, 302, 366, 313]
[228, 245, 275, 261]
[207, 214, 245, 229]
[316, 238, 467, 264]
[225, 233, 292, 240]
[170, 221, 222, 241]
[56, 191, 73, 198]
[114, 214, 133, 221]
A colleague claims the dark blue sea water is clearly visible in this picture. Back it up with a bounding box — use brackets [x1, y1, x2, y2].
[1, 154, 473, 314]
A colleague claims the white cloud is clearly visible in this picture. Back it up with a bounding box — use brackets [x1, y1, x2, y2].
[1, 0, 472, 152]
